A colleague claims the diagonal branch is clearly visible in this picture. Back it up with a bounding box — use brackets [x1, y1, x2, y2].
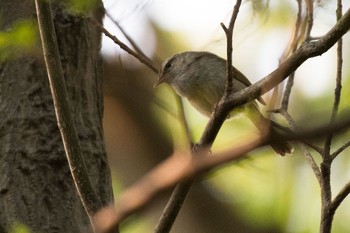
[105, 11, 146, 58]
[225, 7, 350, 111]
[330, 181, 350, 214]
[331, 140, 350, 158]
[221, 0, 242, 94]
[280, 0, 303, 110]
[89, 18, 159, 73]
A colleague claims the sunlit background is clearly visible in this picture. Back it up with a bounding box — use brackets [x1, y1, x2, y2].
[100, 1, 350, 233]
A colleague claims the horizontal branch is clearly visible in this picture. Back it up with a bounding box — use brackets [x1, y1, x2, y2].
[280, 116, 350, 142]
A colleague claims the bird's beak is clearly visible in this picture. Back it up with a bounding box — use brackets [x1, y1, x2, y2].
[153, 75, 166, 88]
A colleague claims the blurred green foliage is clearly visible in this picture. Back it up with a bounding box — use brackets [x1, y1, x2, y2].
[8, 223, 31, 233]
[64, 0, 100, 14]
[0, 20, 38, 61]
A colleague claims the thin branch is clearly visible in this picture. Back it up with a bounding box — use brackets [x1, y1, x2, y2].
[305, 0, 314, 40]
[153, 97, 194, 233]
[280, 72, 295, 111]
[280, 0, 302, 110]
[319, 161, 332, 233]
[174, 95, 194, 148]
[329, 0, 344, 160]
[320, 2, 343, 232]
[330, 180, 350, 214]
[304, 142, 323, 155]
[323, 31, 343, 157]
[154, 179, 194, 233]
[34, 0, 102, 229]
[331, 140, 350, 158]
[105, 11, 146, 57]
[221, 0, 242, 94]
[300, 143, 322, 184]
[279, 116, 350, 142]
[89, 18, 160, 73]
[277, 109, 321, 183]
[272, 109, 322, 153]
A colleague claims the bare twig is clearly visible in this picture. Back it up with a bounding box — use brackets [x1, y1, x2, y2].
[319, 2, 343, 232]
[305, 0, 314, 40]
[330, 180, 350, 214]
[220, 0, 243, 94]
[304, 142, 323, 155]
[153, 97, 194, 233]
[331, 140, 350, 158]
[89, 18, 159, 73]
[105, 11, 146, 57]
[280, 116, 350, 142]
[154, 178, 194, 233]
[280, 0, 302, 110]
[328, 4, 344, 160]
[277, 109, 322, 182]
[34, 0, 102, 230]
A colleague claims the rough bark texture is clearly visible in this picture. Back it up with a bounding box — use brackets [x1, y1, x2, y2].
[0, 1, 112, 232]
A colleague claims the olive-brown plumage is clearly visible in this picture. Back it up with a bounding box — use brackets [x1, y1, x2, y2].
[155, 51, 292, 156]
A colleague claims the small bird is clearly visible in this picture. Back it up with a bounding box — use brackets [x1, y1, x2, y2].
[154, 51, 292, 156]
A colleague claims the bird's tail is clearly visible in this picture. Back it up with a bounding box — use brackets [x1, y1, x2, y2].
[245, 103, 293, 156]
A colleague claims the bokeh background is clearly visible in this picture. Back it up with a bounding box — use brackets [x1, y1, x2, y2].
[101, 0, 350, 232]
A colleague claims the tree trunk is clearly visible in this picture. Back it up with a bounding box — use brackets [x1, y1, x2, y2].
[0, 1, 112, 232]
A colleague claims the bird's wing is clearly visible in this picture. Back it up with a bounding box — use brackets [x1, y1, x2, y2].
[233, 66, 266, 105]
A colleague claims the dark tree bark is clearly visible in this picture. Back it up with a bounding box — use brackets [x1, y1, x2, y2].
[0, 1, 112, 232]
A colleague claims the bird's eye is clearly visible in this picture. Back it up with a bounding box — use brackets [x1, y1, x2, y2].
[165, 62, 171, 69]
